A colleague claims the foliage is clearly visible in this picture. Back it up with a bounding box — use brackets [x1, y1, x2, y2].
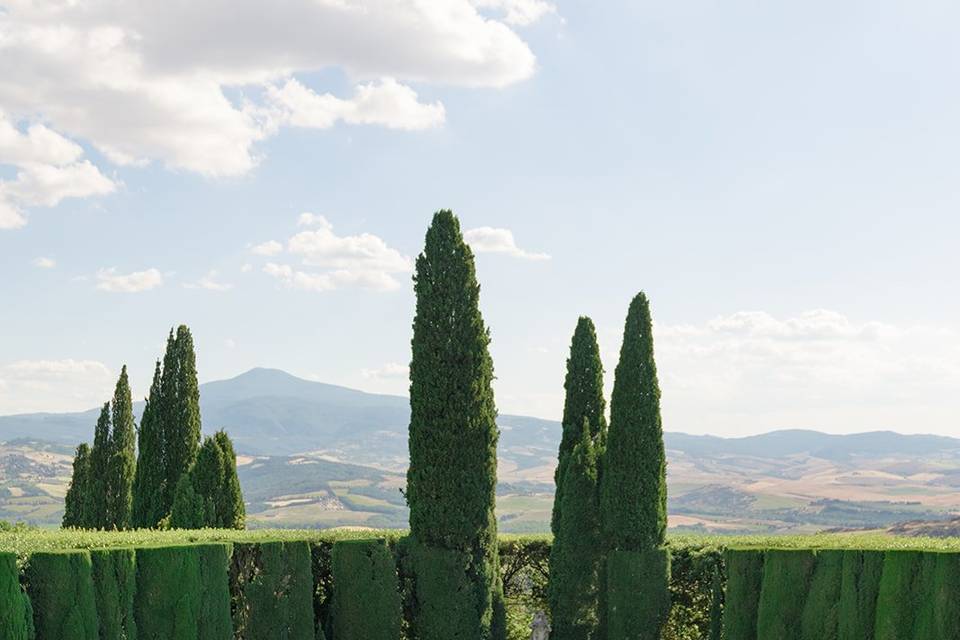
[406, 211, 503, 639]
[63, 442, 91, 528]
[331, 539, 402, 640]
[90, 548, 137, 640]
[230, 541, 314, 639]
[721, 549, 763, 640]
[132, 361, 164, 529]
[24, 550, 99, 639]
[170, 472, 206, 530]
[606, 548, 671, 640]
[196, 543, 234, 640]
[548, 419, 602, 640]
[214, 430, 245, 529]
[0, 552, 32, 640]
[134, 545, 202, 639]
[107, 366, 137, 530]
[85, 403, 112, 529]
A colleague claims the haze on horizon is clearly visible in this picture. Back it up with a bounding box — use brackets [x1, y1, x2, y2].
[1, 1, 959, 438]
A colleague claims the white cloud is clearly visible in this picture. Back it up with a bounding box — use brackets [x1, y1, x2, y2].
[0, 0, 544, 225]
[464, 226, 550, 260]
[654, 309, 960, 436]
[263, 261, 403, 293]
[361, 362, 410, 380]
[184, 270, 233, 291]
[32, 256, 56, 268]
[298, 213, 328, 227]
[95, 267, 164, 293]
[0, 359, 113, 414]
[251, 240, 284, 256]
[240, 263, 253, 273]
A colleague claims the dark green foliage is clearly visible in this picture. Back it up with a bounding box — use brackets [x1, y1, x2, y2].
[552, 317, 606, 535]
[230, 541, 315, 639]
[170, 436, 224, 529]
[663, 543, 724, 640]
[722, 550, 764, 640]
[0, 552, 32, 640]
[606, 548, 670, 640]
[63, 442, 91, 528]
[132, 361, 164, 529]
[331, 539, 402, 640]
[90, 548, 137, 640]
[196, 544, 234, 640]
[799, 551, 841, 640]
[548, 420, 602, 640]
[755, 549, 816, 640]
[25, 550, 99, 640]
[838, 550, 883, 640]
[405, 211, 503, 639]
[85, 403, 112, 529]
[107, 366, 137, 530]
[213, 430, 245, 529]
[169, 473, 204, 529]
[601, 292, 667, 550]
[873, 550, 929, 640]
[134, 545, 201, 639]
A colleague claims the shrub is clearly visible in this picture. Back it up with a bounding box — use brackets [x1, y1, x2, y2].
[0, 552, 32, 640]
[755, 549, 816, 640]
[606, 548, 671, 640]
[90, 548, 137, 640]
[135, 545, 201, 639]
[24, 550, 99, 640]
[722, 549, 764, 640]
[230, 540, 314, 639]
[838, 550, 883, 640]
[331, 539, 402, 640]
[800, 550, 842, 640]
[197, 543, 233, 640]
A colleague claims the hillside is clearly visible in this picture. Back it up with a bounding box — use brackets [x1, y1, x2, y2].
[2, 368, 960, 532]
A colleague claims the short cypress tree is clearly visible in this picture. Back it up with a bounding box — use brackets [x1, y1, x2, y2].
[601, 292, 667, 549]
[133, 360, 164, 528]
[552, 316, 606, 535]
[85, 402, 112, 529]
[548, 418, 603, 640]
[213, 430, 245, 529]
[107, 365, 137, 529]
[171, 436, 223, 529]
[406, 210, 504, 639]
[62, 443, 91, 528]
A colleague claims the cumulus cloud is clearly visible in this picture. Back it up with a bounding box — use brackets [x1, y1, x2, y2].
[464, 226, 550, 260]
[95, 267, 164, 293]
[32, 256, 56, 268]
[0, 359, 113, 414]
[361, 362, 410, 380]
[184, 270, 233, 291]
[251, 240, 284, 256]
[259, 214, 412, 292]
[0, 0, 545, 226]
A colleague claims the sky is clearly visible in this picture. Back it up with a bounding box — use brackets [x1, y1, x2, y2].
[1, 0, 959, 437]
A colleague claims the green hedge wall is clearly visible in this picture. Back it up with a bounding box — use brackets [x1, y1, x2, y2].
[135, 545, 202, 639]
[606, 548, 671, 640]
[0, 552, 32, 640]
[90, 548, 137, 640]
[331, 539, 402, 640]
[838, 550, 883, 640]
[722, 549, 764, 640]
[24, 550, 99, 640]
[197, 543, 233, 640]
[230, 540, 314, 640]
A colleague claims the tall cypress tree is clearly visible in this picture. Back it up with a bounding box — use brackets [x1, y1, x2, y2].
[406, 210, 504, 639]
[552, 316, 606, 535]
[549, 419, 603, 640]
[167, 325, 202, 504]
[157, 329, 178, 517]
[85, 402, 112, 529]
[107, 365, 137, 529]
[213, 430, 245, 529]
[63, 443, 91, 528]
[132, 361, 164, 528]
[600, 292, 670, 639]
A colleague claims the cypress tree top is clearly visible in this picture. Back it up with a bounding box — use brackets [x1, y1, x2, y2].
[86, 402, 112, 529]
[63, 443, 91, 528]
[132, 360, 164, 528]
[552, 316, 606, 535]
[406, 210, 500, 553]
[601, 292, 667, 550]
[108, 365, 137, 529]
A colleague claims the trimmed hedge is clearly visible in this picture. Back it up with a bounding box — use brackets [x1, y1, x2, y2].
[24, 550, 99, 640]
[331, 539, 402, 640]
[135, 545, 202, 639]
[722, 549, 764, 640]
[197, 543, 233, 640]
[90, 548, 137, 640]
[606, 548, 671, 640]
[838, 550, 883, 640]
[0, 552, 32, 640]
[231, 540, 314, 639]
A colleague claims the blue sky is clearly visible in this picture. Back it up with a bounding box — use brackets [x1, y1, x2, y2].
[1, 0, 959, 436]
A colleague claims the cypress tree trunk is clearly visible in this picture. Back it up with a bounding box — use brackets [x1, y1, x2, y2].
[132, 361, 164, 528]
[406, 210, 504, 640]
[107, 365, 137, 529]
[552, 316, 606, 535]
[63, 443, 91, 528]
[600, 292, 670, 639]
[214, 430, 245, 529]
[85, 402, 112, 529]
[549, 419, 603, 640]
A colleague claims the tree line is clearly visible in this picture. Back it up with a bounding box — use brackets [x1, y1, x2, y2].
[62, 325, 244, 530]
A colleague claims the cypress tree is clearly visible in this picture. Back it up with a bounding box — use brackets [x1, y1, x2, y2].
[600, 292, 670, 639]
[170, 473, 205, 529]
[552, 316, 606, 535]
[85, 402, 112, 529]
[132, 360, 164, 528]
[107, 365, 136, 529]
[548, 418, 603, 640]
[171, 435, 235, 529]
[213, 430, 245, 529]
[63, 443, 91, 528]
[165, 325, 202, 513]
[157, 329, 178, 517]
[406, 210, 504, 639]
